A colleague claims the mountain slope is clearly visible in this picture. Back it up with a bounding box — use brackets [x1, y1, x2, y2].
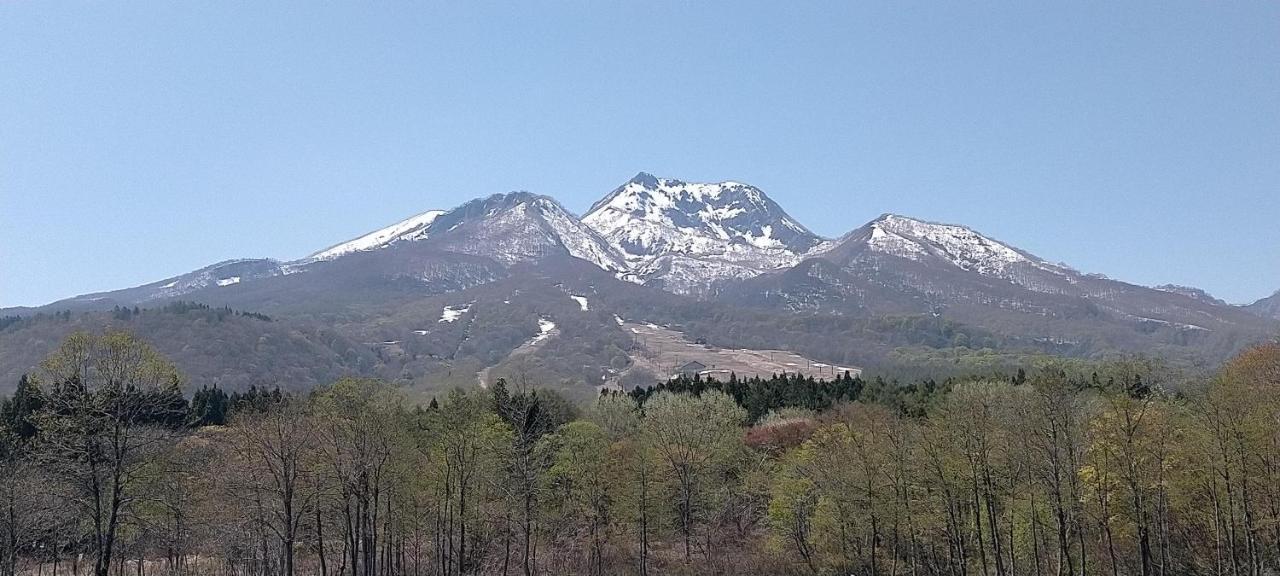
[47, 258, 288, 310]
[423, 192, 628, 272]
[18, 192, 625, 313]
[722, 213, 1276, 365]
[821, 214, 1079, 292]
[1249, 291, 1280, 320]
[0, 305, 377, 393]
[1155, 285, 1229, 306]
[307, 209, 446, 261]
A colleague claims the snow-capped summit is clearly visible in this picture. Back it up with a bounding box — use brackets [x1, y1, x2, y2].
[581, 173, 826, 293]
[584, 172, 823, 258]
[307, 210, 445, 261]
[298, 192, 626, 273]
[860, 214, 1061, 277]
[424, 192, 628, 272]
[815, 213, 1081, 297]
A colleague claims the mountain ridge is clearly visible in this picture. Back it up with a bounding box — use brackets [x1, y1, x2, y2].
[1249, 290, 1280, 320]
[307, 209, 447, 261]
[4, 172, 1273, 398]
[7, 173, 1264, 321]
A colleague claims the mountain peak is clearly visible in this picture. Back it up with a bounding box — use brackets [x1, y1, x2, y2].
[629, 171, 660, 188]
[574, 173, 829, 294]
[871, 212, 967, 230]
[422, 190, 626, 271]
[850, 213, 1059, 278]
[478, 190, 544, 207]
[299, 192, 568, 264]
[584, 174, 822, 258]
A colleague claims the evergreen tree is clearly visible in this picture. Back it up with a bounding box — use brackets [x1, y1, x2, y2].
[0, 375, 43, 441]
[190, 385, 230, 426]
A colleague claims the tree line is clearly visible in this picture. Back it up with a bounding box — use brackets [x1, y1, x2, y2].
[2, 329, 1280, 576]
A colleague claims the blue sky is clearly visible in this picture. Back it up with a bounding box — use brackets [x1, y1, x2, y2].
[2, 2, 1277, 307]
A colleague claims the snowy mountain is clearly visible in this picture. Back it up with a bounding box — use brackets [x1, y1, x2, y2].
[585, 173, 823, 255]
[824, 214, 1075, 287]
[720, 212, 1277, 357]
[15, 191, 628, 312]
[307, 210, 445, 261]
[302, 192, 626, 272]
[817, 214, 1208, 305]
[421, 192, 628, 272]
[7, 171, 1275, 391]
[582, 173, 827, 293]
[825, 217, 1268, 336]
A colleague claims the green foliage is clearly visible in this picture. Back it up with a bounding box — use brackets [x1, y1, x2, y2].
[0, 375, 43, 441]
[158, 300, 270, 322]
[0, 305, 373, 396]
[768, 446, 821, 573]
[628, 372, 865, 423]
[10, 327, 1280, 576]
[587, 393, 641, 440]
[228, 385, 284, 415]
[542, 420, 614, 572]
[188, 384, 230, 426]
[641, 390, 747, 560]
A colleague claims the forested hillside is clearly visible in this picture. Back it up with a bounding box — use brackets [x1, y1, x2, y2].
[1, 265, 1114, 400]
[0, 302, 375, 393]
[3, 330, 1280, 576]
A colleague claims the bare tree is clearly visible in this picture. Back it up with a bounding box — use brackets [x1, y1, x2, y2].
[35, 330, 186, 576]
[0, 434, 40, 576]
[223, 397, 315, 576]
[311, 378, 407, 576]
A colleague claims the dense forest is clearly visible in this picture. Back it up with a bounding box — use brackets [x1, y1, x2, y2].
[2, 330, 1280, 576]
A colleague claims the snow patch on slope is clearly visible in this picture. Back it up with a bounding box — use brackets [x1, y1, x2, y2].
[531, 318, 557, 344]
[529, 197, 628, 272]
[125, 259, 284, 302]
[308, 210, 445, 261]
[439, 304, 470, 323]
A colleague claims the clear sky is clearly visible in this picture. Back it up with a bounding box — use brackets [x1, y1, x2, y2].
[2, 2, 1277, 307]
